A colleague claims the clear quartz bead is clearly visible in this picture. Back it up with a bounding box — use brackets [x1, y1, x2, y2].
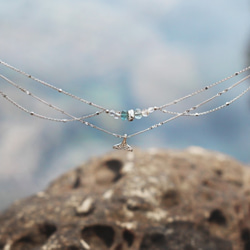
[135, 108, 142, 119]
[148, 107, 154, 113]
[109, 110, 116, 117]
[113, 112, 120, 119]
[142, 109, 149, 117]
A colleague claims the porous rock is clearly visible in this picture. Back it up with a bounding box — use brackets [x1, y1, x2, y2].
[0, 147, 250, 250]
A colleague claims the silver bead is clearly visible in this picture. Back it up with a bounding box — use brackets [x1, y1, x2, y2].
[127, 109, 135, 121]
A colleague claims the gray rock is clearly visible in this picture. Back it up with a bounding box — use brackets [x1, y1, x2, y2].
[0, 147, 249, 250]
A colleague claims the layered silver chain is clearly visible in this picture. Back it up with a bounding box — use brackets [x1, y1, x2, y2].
[1, 59, 250, 151]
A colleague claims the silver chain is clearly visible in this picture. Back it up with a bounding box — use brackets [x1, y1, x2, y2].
[127, 75, 250, 139]
[1, 59, 250, 151]
[0, 60, 109, 112]
[157, 67, 250, 110]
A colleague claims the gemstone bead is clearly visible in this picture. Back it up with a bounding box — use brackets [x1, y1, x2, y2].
[121, 110, 128, 120]
[135, 108, 142, 119]
[109, 110, 116, 117]
[116, 112, 121, 118]
[142, 109, 149, 117]
[148, 107, 154, 113]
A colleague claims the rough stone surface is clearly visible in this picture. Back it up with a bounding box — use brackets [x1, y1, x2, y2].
[0, 147, 250, 250]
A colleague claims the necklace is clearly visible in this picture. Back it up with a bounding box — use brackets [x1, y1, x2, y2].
[1, 59, 250, 151]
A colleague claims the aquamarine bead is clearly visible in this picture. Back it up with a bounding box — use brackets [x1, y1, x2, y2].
[121, 110, 128, 120]
[135, 108, 142, 119]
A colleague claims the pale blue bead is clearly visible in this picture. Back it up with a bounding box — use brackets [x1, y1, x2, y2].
[121, 110, 128, 120]
[135, 108, 142, 119]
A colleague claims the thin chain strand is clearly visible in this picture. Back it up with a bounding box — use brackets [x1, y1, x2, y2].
[164, 85, 250, 117]
[0, 90, 123, 138]
[0, 60, 108, 112]
[1, 60, 249, 113]
[158, 66, 250, 110]
[127, 75, 250, 138]
[193, 86, 250, 116]
[161, 74, 250, 116]
[0, 73, 104, 122]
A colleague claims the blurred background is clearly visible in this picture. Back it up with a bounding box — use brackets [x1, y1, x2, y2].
[0, 0, 249, 211]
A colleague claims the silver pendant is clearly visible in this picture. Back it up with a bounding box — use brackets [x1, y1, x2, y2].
[113, 135, 133, 152]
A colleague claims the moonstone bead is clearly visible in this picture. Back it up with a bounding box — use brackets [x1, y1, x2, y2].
[121, 110, 128, 120]
[135, 108, 142, 119]
[142, 109, 149, 117]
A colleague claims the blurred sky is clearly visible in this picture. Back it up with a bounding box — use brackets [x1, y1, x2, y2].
[0, 0, 250, 211]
